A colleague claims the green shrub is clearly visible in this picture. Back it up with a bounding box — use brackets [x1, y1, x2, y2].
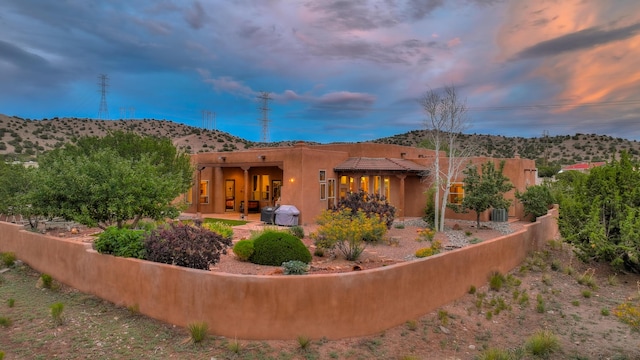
[525, 330, 560, 357]
[0, 316, 12, 327]
[94, 226, 146, 259]
[41, 274, 53, 289]
[489, 271, 505, 292]
[1, 252, 16, 267]
[422, 186, 436, 228]
[50, 302, 65, 325]
[289, 225, 305, 239]
[250, 231, 311, 266]
[202, 221, 233, 240]
[536, 294, 546, 313]
[516, 184, 554, 221]
[7, 298, 15, 307]
[144, 223, 232, 270]
[282, 260, 309, 275]
[232, 240, 254, 261]
[476, 347, 513, 360]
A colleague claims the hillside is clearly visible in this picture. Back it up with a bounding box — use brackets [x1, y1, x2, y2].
[2, 114, 640, 167]
[373, 130, 640, 165]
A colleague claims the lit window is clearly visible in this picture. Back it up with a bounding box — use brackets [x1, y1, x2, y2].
[328, 179, 336, 208]
[449, 182, 464, 204]
[360, 176, 369, 192]
[200, 180, 209, 204]
[384, 177, 390, 200]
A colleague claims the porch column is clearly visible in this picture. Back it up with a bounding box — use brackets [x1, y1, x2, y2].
[242, 166, 250, 217]
[396, 174, 407, 220]
[213, 166, 224, 213]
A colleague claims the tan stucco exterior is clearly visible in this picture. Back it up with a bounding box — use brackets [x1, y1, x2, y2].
[0, 207, 558, 340]
[184, 143, 537, 224]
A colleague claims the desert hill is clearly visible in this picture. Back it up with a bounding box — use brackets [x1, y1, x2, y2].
[2, 114, 639, 169]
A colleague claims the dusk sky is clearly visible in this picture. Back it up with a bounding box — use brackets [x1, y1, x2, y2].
[1, 1, 640, 143]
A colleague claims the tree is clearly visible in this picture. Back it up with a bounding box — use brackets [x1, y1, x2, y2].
[516, 184, 555, 221]
[0, 162, 42, 229]
[555, 152, 640, 272]
[32, 132, 193, 229]
[456, 160, 514, 228]
[420, 85, 475, 231]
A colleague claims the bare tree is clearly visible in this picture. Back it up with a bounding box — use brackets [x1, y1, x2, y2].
[420, 86, 475, 231]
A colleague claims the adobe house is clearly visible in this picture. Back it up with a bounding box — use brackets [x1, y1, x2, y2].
[183, 142, 537, 225]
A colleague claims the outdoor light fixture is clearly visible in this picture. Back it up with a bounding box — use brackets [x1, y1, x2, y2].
[218, 156, 226, 162]
[258, 155, 266, 160]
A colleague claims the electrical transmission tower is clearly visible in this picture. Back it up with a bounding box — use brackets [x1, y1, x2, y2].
[257, 91, 271, 142]
[542, 129, 550, 166]
[201, 110, 215, 130]
[97, 74, 109, 119]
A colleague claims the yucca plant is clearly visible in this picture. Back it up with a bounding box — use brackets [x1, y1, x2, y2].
[525, 330, 560, 357]
[187, 321, 208, 344]
[297, 335, 311, 351]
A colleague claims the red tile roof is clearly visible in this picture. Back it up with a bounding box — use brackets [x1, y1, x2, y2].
[560, 162, 606, 171]
[334, 157, 428, 172]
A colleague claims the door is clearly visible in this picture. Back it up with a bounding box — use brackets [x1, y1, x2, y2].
[225, 179, 235, 211]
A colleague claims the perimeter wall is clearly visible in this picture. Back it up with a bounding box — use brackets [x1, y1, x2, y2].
[0, 207, 558, 340]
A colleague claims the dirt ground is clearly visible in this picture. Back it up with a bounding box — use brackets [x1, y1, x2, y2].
[2, 219, 639, 359]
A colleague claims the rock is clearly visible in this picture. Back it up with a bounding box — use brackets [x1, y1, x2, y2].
[352, 265, 362, 271]
[468, 345, 476, 350]
[439, 326, 450, 334]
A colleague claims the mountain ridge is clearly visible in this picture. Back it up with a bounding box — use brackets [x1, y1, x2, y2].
[2, 114, 639, 168]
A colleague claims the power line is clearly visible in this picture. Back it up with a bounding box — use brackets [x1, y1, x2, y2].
[97, 74, 109, 119]
[257, 91, 272, 142]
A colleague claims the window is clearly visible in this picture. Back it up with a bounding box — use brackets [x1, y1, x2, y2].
[327, 178, 336, 208]
[319, 170, 327, 200]
[449, 182, 464, 204]
[200, 180, 209, 204]
[360, 176, 369, 192]
[252, 174, 270, 201]
[384, 177, 390, 200]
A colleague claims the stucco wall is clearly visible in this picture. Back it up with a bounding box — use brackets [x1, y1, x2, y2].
[0, 208, 558, 340]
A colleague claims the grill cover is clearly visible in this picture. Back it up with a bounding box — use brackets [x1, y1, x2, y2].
[274, 205, 300, 226]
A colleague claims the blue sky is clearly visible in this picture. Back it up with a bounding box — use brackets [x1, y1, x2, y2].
[1, 0, 640, 143]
